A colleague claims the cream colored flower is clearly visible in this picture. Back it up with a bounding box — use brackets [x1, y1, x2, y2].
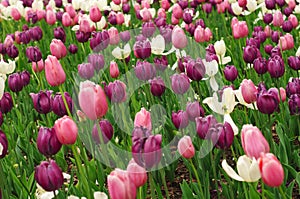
[112, 43, 131, 59]
[202, 60, 219, 91]
[151, 35, 165, 55]
[214, 40, 231, 65]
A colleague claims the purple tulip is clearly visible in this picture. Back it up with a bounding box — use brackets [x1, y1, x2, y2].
[142, 21, 156, 38]
[68, 44, 78, 54]
[0, 92, 13, 114]
[172, 110, 189, 129]
[52, 92, 73, 117]
[171, 73, 190, 94]
[186, 101, 205, 121]
[135, 61, 156, 81]
[0, 130, 8, 158]
[37, 127, 62, 156]
[267, 55, 285, 78]
[88, 54, 105, 71]
[30, 90, 52, 114]
[195, 115, 217, 139]
[150, 77, 166, 97]
[133, 39, 151, 59]
[53, 27, 66, 43]
[286, 78, 300, 97]
[253, 57, 268, 75]
[105, 80, 127, 103]
[26, 46, 42, 62]
[92, 119, 114, 144]
[8, 73, 23, 92]
[224, 65, 238, 81]
[288, 94, 300, 115]
[287, 56, 300, 71]
[78, 63, 94, 79]
[186, 58, 206, 81]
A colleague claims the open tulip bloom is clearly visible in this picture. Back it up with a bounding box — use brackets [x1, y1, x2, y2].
[0, 58, 16, 99]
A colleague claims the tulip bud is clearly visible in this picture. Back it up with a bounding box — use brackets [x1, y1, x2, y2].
[8, 73, 23, 92]
[186, 58, 206, 81]
[224, 65, 238, 81]
[286, 78, 300, 97]
[135, 61, 156, 81]
[30, 90, 53, 114]
[105, 80, 127, 103]
[149, 77, 165, 97]
[267, 55, 285, 78]
[54, 116, 78, 145]
[21, 70, 30, 87]
[241, 124, 270, 159]
[62, 12, 72, 27]
[88, 54, 105, 71]
[186, 101, 205, 121]
[288, 94, 300, 115]
[26, 46, 42, 62]
[178, 136, 195, 159]
[253, 57, 268, 75]
[207, 122, 234, 149]
[92, 119, 114, 144]
[142, 21, 156, 38]
[35, 160, 64, 191]
[50, 39, 67, 59]
[78, 80, 108, 120]
[0, 92, 13, 114]
[258, 153, 284, 187]
[153, 56, 168, 71]
[45, 55, 66, 86]
[52, 92, 73, 117]
[53, 27, 66, 43]
[196, 115, 218, 139]
[240, 79, 257, 104]
[172, 110, 189, 129]
[172, 26, 188, 49]
[282, 21, 293, 32]
[127, 160, 147, 187]
[243, 45, 260, 64]
[78, 63, 94, 79]
[273, 11, 283, 27]
[171, 73, 190, 95]
[120, 31, 131, 43]
[263, 13, 273, 24]
[6, 45, 19, 59]
[90, 5, 102, 23]
[32, 59, 44, 73]
[172, 4, 183, 19]
[287, 56, 300, 71]
[37, 127, 62, 156]
[134, 108, 152, 131]
[109, 61, 119, 78]
[133, 39, 151, 59]
[68, 44, 78, 54]
[0, 130, 8, 158]
[257, 89, 279, 114]
[46, 10, 56, 25]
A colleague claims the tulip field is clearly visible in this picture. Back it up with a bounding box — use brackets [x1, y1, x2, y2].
[0, 0, 300, 198]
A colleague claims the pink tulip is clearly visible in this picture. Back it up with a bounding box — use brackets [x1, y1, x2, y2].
[127, 159, 147, 187]
[11, 8, 21, 21]
[79, 18, 92, 33]
[54, 116, 78, 145]
[264, 25, 271, 37]
[279, 87, 286, 102]
[171, 14, 179, 25]
[231, 17, 239, 28]
[161, 0, 170, 10]
[45, 55, 66, 86]
[50, 39, 67, 59]
[78, 80, 108, 120]
[108, 27, 120, 45]
[108, 169, 137, 199]
[288, 0, 296, 9]
[240, 79, 257, 104]
[157, 8, 166, 18]
[258, 153, 284, 187]
[134, 108, 152, 130]
[62, 13, 73, 27]
[232, 21, 249, 39]
[32, 59, 44, 73]
[172, 3, 183, 19]
[241, 124, 270, 159]
[288, 15, 298, 28]
[112, 0, 121, 5]
[90, 5, 102, 23]
[25, 8, 33, 22]
[37, 10, 46, 20]
[278, 33, 294, 51]
[65, 4, 76, 18]
[141, 0, 150, 8]
[46, 10, 56, 25]
[116, 12, 125, 25]
[110, 61, 119, 78]
[178, 136, 195, 159]
[172, 26, 188, 49]
[194, 26, 206, 43]
[4, 35, 14, 48]
[273, 11, 283, 27]
[140, 8, 152, 22]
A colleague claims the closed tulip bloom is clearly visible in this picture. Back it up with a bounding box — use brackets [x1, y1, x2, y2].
[37, 127, 62, 156]
[108, 169, 137, 199]
[108, 27, 120, 45]
[127, 160, 148, 187]
[68, 44, 78, 54]
[0, 130, 8, 158]
[45, 55, 66, 87]
[0, 92, 13, 114]
[288, 94, 300, 115]
[171, 73, 190, 95]
[53, 27, 66, 43]
[224, 65, 238, 81]
[78, 63, 94, 79]
[65, 4, 76, 18]
[135, 61, 156, 81]
[178, 136, 195, 159]
[172, 4, 183, 19]
[134, 108, 152, 131]
[267, 55, 285, 78]
[288, 56, 300, 71]
[46, 10, 56, 25]
[52, 92, 73, 117]
[258, 153, 284, 187]
[196, 115, 217, 139]
[273, 11, 283, 27]
[142, 21, 156, 38]
[109, 61, 119, 78]
[34, 160, 64, 191]
[263, 13, 273, 24]
[32, 59, 44, 73]
[253, 57, 267, 75]
[133, 39, 151, 60]
[105, 80, 127, 103]
[241, 124, 270, 159]
[288, 14, 298, 28]
[232, 21, 249, 39]
[150, 77, 166, 97]
[92, 119, 114, 144]
[186, 58, 206, 81]
[286, 78, 300, 97]
[11, 7, 21, 21]
[240, 79, 257, 104]
[26, 46, 42, 63]
[8, 73, 23, 92]
[78, 80, 108, 120]
[208, 122, 234, 149]
[278, 34, 294, 51]
[172, 26, 188, 49]
[6, 45, 19, 59]
[90, 5, 102, 23]
[20, 70, 29, 89]
[257, 90, 279, 114]
[186, 101, 205, 121]
[62, 12, 73, 27]
[243, 45, 260, 64]
[54, 116, 78, 145]
[30, 90, 52, 114]
[50, 39, 67, 59]
[172, 110, 189, 129]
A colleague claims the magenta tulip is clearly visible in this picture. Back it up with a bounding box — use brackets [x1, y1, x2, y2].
[54, 116, 78, 145]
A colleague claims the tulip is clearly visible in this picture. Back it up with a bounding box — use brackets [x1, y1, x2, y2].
[52, 92, 73, 117]
[263, 14, 273, 24]
[278, 33, 294, 51]
[46, 10, 56, 25]
[243, 45, 260, 64]
[30, 90, 53, 114]
[127, 160, 147, 187]
[54, 116, 78, 145]
[222, 155, 261, 182]
[172, 110, 189, 129]
[286, 78, 300, 97]
[92, 119, 114, 144]
[6, 45, 19, 59]
[288, 14, 298, 28]
[178, 136, 195, 159]
[154, 56, 168, 71]
[172, 4, 183, 19]
[135, 61, 156, 81]
[0, 92, 13, 114]
[172, 26, 188, 49]
[78, 80, 108, 120]
[258, 153, 284, 187]
[37, 127, 62, 156]
[253, 57, 267, 75]
[207, 122, 234, 149]
[241, 124, 270, 159]
[88, 54, 105, 71]
[149, 77, 165, 97]
[107, 169, 137, 199]
[32, 59, 44, 73]
[65, 4, 76, 18]
[223, 65, 238, 82]
[170, 73, 190, 95]
[240, 79, 257, 104]
[45, 55, 66, 87]
[0, 111, 3, 127]
[21, 69, 30, 86]
[288, 56, 300, 71]
[105, 80, 127, 103]
[90, 5, 102, 23]
[62, 12, 73, 27]
[282, 21, 293, 32]
[134, 108, 152, 131]
[53, 27, 66, 43]
[11, 7, 21, 21]
[257, 89, 279, 114]
[288, 94, 300, 115]
[50, 39, 67, 59]
[34, 160, 64, 191]
[142, 21, 156, 38]
[0, 130, 8, 158]
[132, 134, 162, 168]
[186, 58, 206, 81]
[68, 44, 78, 54]
[120, 31, 131, 43]
[195, 115, 218, 139]
[232, 21, 249, 39]
[8, 73, 23, 92]
[186, 101, 205, 121]
[78, 63, 94, 79]
[109, 61, 119, 78]
[133, 39, 151, 59]
[267, 55, 285, 78]
[108, 27, 120, 45]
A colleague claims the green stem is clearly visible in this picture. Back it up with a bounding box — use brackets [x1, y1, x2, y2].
[159, 169, 170, 199]
[210, 151, 220, 199]
[149, 173, 156, 199]
[261, 180, 265, 199]
[278, 186, 287, 199]
[242, 182, 249, 199]
[189, 159, 205, 198]
[58, 85, 72, 117]
[138, 186, 143, 199]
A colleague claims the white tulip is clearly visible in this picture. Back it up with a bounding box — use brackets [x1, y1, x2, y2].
[232, 2, 243, 16]
[151, 35, 165, 55]
[202, 60, 219, 91]
[112, 43, 131, 59]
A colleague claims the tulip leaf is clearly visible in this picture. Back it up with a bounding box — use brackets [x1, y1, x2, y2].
[180, 180, 195, 199]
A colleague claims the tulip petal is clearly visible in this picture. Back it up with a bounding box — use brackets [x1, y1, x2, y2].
[222, 159, 245, 181]
[203, 92, 224, 115]
[151, 35, 165, 55]
[249, 158, 261, 181]
[94, 192, 108, 199]
[222, 88, 237, 113]
[209, 76, 219, 92]
[237, 155, 252, 182]
[0, 75, 5, 100]
[224, 114, 239, 135]
[220, 56, 232, 65]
